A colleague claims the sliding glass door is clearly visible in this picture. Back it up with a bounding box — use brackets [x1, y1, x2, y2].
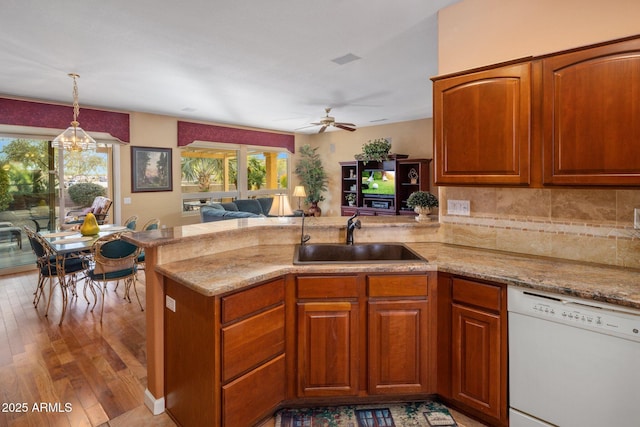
[0, 137, 110, 273]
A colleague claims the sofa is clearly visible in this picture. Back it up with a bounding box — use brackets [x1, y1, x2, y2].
[200, 198, 274, 222]
[200, 197, 301, 222]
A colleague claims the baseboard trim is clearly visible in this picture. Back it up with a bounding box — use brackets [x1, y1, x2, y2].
[144, 388, 165, 415]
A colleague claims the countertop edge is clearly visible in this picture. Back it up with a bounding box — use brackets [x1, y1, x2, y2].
[154, 243, 640, 310]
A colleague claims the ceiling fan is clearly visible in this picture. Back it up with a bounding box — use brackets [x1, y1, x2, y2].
[307, 107, 357, 133]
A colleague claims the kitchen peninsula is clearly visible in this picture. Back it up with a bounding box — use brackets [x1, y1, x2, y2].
[124, 216, 640, 427]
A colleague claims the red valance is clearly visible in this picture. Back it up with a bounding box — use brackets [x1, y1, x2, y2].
[178, 120, 294, 153]
[0, 97, 130, 143]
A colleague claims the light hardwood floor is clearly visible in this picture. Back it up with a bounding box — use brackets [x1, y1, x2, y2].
[0, 269, 486, 427]
[0, 269, 175, 427]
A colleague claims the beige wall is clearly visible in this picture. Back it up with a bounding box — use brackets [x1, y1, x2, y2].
[296, 119, 433, 216]
[438, 0, 640, 74]
[436, 0, 640, 268]
[120, 112, 183, 228]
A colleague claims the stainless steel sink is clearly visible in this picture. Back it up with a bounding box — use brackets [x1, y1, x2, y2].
[293, 243, 427, 264]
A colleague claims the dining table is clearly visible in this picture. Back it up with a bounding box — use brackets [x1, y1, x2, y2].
[38, 224, 131, 324]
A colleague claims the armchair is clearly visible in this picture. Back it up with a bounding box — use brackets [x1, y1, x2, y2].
[65, 196, 112, 226]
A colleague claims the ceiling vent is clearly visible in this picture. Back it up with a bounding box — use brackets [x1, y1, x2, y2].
[331, 53, 361, 66]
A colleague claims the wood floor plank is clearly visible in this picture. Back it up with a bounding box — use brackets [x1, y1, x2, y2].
[53, 377, 92, 427]
[61, 360, 100, 412]
[0, 270, 176, 427]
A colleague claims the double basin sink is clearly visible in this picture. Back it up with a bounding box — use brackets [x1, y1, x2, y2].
[293, 243, 427, 265]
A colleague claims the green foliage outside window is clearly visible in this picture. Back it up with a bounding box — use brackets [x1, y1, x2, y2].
[0, 165, 12, 211]
[67, 182, 106, 207]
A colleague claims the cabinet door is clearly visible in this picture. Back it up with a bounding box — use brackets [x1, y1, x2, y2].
[297, 301, 359, 397]
[451, 304, 501, 419]
[542, 37, 640, 185]
[368, 300, 429, 394]
[433, 62, 531, 185]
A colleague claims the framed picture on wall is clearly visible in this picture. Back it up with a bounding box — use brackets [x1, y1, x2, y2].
[131, 146, 173, 192]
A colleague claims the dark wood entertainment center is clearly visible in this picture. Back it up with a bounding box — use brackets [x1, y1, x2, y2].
[340, 156, 432, 216]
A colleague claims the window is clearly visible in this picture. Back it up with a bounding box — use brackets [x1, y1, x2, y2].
[246, 149, 289, 193]
[180, 143, 290, 212]
[0, 136, 112, 272]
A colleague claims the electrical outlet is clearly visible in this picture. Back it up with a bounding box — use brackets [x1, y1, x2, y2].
[447, 199, 470, 216]
[166, 295, 176, 312]
[634, 208, 640, 230]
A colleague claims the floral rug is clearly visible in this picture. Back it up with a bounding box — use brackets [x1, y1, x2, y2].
[276, 401, 458, 427]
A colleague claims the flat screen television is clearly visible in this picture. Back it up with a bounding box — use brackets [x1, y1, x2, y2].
[361, 170, 395, 197]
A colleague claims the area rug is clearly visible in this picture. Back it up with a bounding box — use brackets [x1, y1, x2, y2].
[276, 401, 459, 427]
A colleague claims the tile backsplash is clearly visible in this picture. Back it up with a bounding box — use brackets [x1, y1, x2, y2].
[438, 187, 640, 268]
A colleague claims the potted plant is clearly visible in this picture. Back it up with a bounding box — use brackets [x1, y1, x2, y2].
[345, 193, 356, 206]
[354, 138, 392, 163]
[294, 144, 328, 216]
[406, 191, 438, 222]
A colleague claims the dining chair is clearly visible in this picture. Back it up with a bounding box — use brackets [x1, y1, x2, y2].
[87, 232, 143, 323]
[136, 218, 160, 271]
[123, 215, 138, 230]
[23, 226, 89, 325]
[141, 218, 160, 231]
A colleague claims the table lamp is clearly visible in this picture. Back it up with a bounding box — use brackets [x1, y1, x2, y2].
[292, 185, 307, 211]
[269, 194, 294, 218]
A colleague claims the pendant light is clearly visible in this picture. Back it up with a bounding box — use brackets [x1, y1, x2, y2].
[51, 73, 97, 152]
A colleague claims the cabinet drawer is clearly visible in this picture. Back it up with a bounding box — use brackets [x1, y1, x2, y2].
[222, 354, 286, 427]
[368, 274, 428, 297]
[222, 305, 285, 382]
[221, 278, 284, 323]
[297, 275, 358, 299]
[452, 278, 501, 312]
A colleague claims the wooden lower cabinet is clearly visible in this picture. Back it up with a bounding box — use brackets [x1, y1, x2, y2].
[297, 301, 360, 396]
[368, 274, 430, 395]
[451, 304, 501, 418]
[368, 299, 429, 394]
[296, 273, 432, 399]
[438, 274, 508, 427]
[164, 270, 509, 426]
[296, 275, 360, 397]
[164, 277, 286, 427]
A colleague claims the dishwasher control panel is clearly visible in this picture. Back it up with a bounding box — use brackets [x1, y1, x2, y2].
[508, 287, 640, 342]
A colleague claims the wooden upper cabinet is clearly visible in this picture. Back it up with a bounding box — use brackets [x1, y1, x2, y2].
[542, 37, 640, 185]
[433, 61, 532, 185]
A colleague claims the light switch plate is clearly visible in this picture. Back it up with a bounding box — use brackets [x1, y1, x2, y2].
[123, 197, 132, 205]
[634, 208, 640, 229]
[166, 295, 176, 312]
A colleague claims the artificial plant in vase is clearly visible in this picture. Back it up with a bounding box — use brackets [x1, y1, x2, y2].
[294, 144, 328, 216]
[345, 193, 356, 206]
[354, 137, 392, 163]
[406, 191, 438, 222]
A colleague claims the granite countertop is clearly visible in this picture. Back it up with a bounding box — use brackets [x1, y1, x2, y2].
[156, 241, 640, 310]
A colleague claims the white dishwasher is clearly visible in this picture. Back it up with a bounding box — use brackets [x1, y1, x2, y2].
[508, 286, 640, 427]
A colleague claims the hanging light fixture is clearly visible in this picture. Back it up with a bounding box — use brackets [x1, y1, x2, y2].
[52, 73, 96, 152]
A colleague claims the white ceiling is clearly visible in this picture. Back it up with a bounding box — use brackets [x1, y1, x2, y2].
[0, 0, 458, 134]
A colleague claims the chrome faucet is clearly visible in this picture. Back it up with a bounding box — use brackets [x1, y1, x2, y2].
[346, 211, 361, 245]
